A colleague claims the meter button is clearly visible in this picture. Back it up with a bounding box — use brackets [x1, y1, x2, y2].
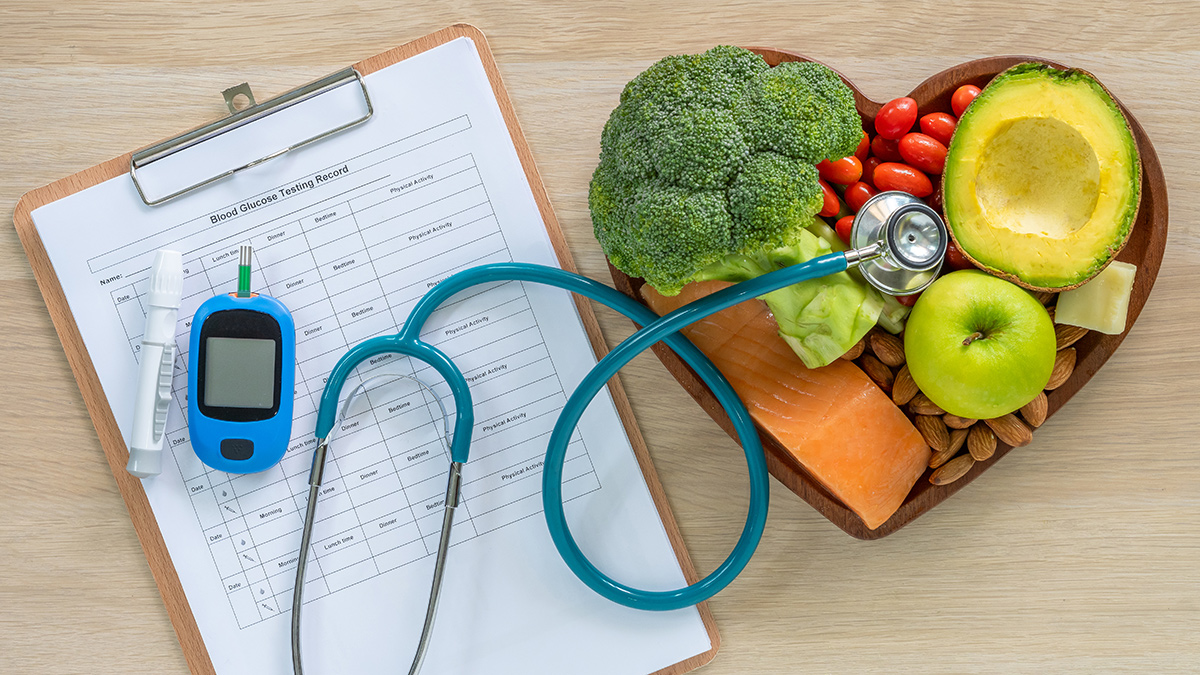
[220, 438, 254, 461]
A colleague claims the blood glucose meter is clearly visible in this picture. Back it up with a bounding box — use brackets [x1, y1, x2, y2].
[188, 247, 294, 473]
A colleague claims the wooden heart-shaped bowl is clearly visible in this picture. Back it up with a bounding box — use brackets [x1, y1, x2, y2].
[607, 49, 1169, 539]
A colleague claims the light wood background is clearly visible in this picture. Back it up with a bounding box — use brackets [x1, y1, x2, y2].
[2, 2, 1197, 673]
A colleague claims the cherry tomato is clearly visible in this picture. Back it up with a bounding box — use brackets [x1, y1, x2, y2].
[874, 97, 918, 140]
[844, 181, 877, 213]
[862, 156, 881, 187]
[919, 112, 957, 147]
[854, 133, 870, 161]
[898, 132, 948, 174]
[945, 240, 973, 270]
[816, 156, 863, 185]
[835, 215, 855, 246]
[928, 184, 945, 214]
[817, 179, 840, 217]
[951, 85, 981, 117]
[872, 162, 933, 198]
[870, 135, 903, 162]
[895, 292, 921, 307]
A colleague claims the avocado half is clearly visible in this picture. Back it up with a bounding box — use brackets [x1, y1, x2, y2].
[943, 63, 1142, 291]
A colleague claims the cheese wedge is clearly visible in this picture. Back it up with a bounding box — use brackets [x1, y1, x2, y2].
[1055, 261, 1137, 334]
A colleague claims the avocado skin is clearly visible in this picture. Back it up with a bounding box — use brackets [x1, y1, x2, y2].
[942, 62, 1142, 292]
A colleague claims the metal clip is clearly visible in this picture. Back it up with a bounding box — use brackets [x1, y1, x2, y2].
[221, 83, 257, 113]
[130, 67, 373, 206]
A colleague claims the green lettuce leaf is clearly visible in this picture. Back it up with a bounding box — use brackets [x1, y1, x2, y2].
[694, 222, 883, 368]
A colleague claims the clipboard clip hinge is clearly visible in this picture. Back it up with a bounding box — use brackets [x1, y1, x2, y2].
[129, 67, 374, 206]
[222, 83, 258, 114]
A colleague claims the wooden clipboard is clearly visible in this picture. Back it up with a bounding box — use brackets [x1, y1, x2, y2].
[12, 23, 719, 675]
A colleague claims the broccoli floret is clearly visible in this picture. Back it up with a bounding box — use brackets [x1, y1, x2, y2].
[609, 46, 766, 186]
[590, 46, 880, 366]
[654, 108, 749, 190]
[589, 155, 735, 294]
[738, 61, 864, 162]
[628, 186, 734, 293]
[588, 156, 635, 269]
[598, 103, 658, 181]
[620, 46, 768, 113]
[727, 152, 823, 251]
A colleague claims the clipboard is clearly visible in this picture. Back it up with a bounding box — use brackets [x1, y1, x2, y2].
[12, 23, 719, 675]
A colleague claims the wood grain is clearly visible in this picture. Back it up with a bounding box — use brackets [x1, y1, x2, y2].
[2, 2, 1198, 673]
[608, 51, 1169, 539]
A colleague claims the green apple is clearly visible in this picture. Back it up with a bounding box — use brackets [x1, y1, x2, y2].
[904, 270, 1056, 419]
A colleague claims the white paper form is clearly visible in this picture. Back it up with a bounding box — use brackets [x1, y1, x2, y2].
[32, 37, 711, 675]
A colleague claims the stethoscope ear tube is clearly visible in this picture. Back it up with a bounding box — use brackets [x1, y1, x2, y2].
[313, 334, 473, 463]
[296, 374, 457, 675]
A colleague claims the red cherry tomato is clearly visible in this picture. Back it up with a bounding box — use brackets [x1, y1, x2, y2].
[898, 133, 948, 174]
[816, 156, 863, 185]
[874, 97, 918, 140]
[854, 133, 870, 161]
[835, 215, 855, 246]
[895, 292, 921, 307]
[862, 156, 881, 187]
[945, 240, 972, 270]
[919, 112, 957, 147]
[844, 181, 877, 213]
[951, 85, 981, 117]
[818, 179, 839, 217]
[928, 184, 945, 214]
[870, 135, 903, 162]
[872, 162, 933, 198]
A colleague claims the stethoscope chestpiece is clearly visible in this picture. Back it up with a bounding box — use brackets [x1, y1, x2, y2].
[885, 203, 947, 271]
[850, 191, 948, 296]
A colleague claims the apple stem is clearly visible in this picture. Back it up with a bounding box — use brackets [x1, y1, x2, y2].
[962, 331, 985, 347]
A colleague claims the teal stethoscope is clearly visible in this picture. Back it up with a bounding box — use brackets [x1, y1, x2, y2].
[291, 192, 948, 675]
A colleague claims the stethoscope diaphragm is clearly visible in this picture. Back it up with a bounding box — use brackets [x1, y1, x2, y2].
[850, 191, 948, 296]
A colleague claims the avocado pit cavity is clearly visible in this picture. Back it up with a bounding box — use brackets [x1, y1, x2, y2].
[975, 116, 1100, 239]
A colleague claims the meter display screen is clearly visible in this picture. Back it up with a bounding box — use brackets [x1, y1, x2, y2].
[203, 337, 277, 409]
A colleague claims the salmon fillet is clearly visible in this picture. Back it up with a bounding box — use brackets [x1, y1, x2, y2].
[642, 281, 931, 530]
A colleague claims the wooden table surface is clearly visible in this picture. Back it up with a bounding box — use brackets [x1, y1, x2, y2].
[2, 2, 1197, 673]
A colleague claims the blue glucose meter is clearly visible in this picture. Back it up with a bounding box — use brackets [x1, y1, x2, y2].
[188, 247, 294, 473]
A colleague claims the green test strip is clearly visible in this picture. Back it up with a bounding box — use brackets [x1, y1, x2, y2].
[237, 245, 252, 297]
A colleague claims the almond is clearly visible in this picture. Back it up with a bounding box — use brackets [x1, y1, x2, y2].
[860, 354, 893, 392]
[842, 338, 865, 361]
[1046, 305, 1056, 323]
[968, 423, 997, 461]
[986, 414, 1033, 448]
[943, 413, 977, 429]
[948, 427, 969, 454]
[1020, 391, 1048, 428]
[908, 392, 945, 416]
[1055, 324, 1089, 351]
[892, 365, 919, 406]
[930, 453, 975, 486]
[1045, 347, 1076, 390]
[928, 443, 958, 469]
[928, 425, 968, 470]
[1032, 290, 1055, 305]
[914, 414, 950, 453]
[870, 331, 906, 367]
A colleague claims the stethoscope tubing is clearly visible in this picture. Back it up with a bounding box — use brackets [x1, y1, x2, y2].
[541, 252, 848, 609]
[312, 251, 851, 612]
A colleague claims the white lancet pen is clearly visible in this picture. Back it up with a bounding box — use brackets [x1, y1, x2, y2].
[126, 249, 184, 477]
